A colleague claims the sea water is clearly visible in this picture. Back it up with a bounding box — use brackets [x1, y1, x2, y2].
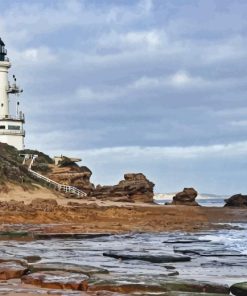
[155, 197, 226, 207]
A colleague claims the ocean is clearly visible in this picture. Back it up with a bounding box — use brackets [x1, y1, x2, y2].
[155, 197, 227, 207]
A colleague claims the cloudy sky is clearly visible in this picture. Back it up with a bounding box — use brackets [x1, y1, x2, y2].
[0, 0, 247, 194]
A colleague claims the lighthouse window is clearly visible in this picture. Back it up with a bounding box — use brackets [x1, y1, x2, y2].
[1, 103, 3, 107]
[0, 125, 5, 129]
[8, 125, 20, 130]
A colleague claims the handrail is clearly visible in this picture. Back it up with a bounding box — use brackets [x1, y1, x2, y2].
[29, 168, 87, 197]
[0, 130, 25, 135]
[0, 115, 25, 121]
[27, 155, 87, 198]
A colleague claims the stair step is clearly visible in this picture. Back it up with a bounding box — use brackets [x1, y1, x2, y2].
[26, 155, 87, 198]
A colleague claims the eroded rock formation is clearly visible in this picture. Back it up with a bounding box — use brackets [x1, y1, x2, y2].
[172, 188, 199, 206]
[48, 162, 95, 194]
[224, 194, 247, 208]
[30, 154, 154, 202]
[92, 173, 154, 203]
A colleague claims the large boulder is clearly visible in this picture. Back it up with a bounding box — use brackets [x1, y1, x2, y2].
[224, 194, 247, 208]
[230, 282, 247, 296]
[92, 173, 154, 203]
[172, 188, 199, 206]
[48, 164, 95, 194]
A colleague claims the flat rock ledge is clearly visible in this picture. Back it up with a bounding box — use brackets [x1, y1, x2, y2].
[0, 256, 235, 295]
[0, 261, 28, 280]
[103, 252, 191, 263]
[22, 270, 89, 291]
[29, 262, 108, 276]
[89, 278, 229, 294]
[33, 232, 111, 240]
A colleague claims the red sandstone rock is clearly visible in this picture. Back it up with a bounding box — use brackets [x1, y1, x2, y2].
[0, 261, 28, 280]
[29, 198, 60, 211]
[0, 200, 27, 211]
[48, 164, 95, 194]
[92, 173, 154, 203]
[31, 152, 154, 202]
[172, 188, 199, 206]
[22, 271, 89, 290]
[106, 196, 133, 203]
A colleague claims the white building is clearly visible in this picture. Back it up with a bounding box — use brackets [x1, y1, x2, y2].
[0, 38, 25, 150]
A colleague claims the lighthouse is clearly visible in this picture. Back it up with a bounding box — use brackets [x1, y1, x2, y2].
[0, 38, 25, 150]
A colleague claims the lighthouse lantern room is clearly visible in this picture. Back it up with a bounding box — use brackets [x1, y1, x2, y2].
[0, 38, 25, 150]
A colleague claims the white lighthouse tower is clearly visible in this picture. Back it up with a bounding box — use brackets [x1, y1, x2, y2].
[0, 38, 25, 150]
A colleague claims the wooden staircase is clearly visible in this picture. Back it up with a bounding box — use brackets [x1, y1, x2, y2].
[25, 154, 87, 198]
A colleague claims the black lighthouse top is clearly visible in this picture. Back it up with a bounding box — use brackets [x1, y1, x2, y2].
[0, 38, 7, 61]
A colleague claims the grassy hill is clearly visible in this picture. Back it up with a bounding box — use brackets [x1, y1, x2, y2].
[0, 143, 37, 188]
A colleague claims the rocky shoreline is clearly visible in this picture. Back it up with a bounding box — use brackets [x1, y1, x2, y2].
[0, 198, 244, 295]
[0, 227, 245, 295]
[0, 199, 244, 296]
[0, 197, 246, 233]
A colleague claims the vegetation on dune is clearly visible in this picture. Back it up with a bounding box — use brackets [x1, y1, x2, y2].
[0, 143, 52, 189]
[19, 149, 54, 164]
[57, 156, 77, 168]
[0, 142, 23, 164]
[0, 143, 31, 188]
[19, 148, 54, 174]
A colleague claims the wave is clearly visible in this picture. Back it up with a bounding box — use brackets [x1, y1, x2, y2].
[154, 193, 227, 200]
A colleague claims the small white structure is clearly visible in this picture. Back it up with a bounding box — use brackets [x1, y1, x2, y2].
[54, 155, 82, 166]
[0, 38, 25, 150]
